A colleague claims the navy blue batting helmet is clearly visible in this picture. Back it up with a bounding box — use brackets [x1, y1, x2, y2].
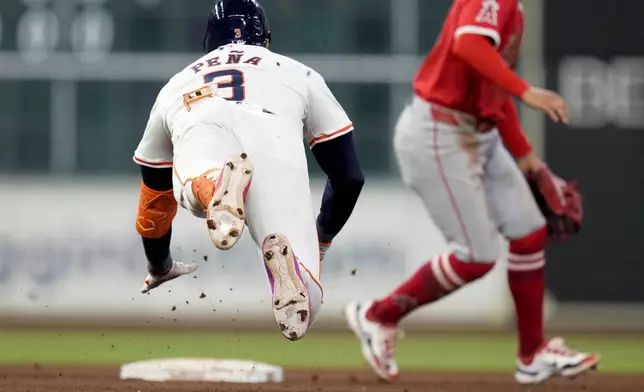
[203, 0, 272, 53]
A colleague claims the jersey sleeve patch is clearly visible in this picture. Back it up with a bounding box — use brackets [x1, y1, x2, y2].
[308, 123, 354, 148]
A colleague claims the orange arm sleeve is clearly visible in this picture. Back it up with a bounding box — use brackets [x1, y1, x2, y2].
[452, 34, 530, 98]
[136, 181, 177, 239]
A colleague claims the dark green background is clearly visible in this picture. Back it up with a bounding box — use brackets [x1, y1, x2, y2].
[543, 0, 644, 303]
[0, 0, 451, 175]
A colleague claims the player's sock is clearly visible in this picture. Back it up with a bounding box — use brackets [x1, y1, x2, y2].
[142, 229, 173, 275]
[508, 226, 547, 359]
[367, 253, 494, 325]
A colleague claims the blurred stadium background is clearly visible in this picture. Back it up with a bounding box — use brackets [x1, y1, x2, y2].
[0, 0, 643, 375]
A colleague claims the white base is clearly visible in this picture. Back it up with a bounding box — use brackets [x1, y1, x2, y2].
[119, 358, 284, 383]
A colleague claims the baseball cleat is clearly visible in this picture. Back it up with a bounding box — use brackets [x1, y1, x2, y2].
[206, 153, 253, 250]
[262, 233, 311, 341]
[514, 337, 601, 384]
[344, 301, 401, 382]
[140, 261, 198, 294]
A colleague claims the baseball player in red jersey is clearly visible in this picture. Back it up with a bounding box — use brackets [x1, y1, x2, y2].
[344, 0, 601, 384]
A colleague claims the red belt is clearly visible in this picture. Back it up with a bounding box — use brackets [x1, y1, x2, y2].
[430, 107, 495, 133]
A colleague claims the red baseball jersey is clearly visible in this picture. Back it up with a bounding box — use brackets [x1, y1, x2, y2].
[413, 0, 524, 122]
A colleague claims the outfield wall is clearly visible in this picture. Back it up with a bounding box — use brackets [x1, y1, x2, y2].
[0, 178, 553, 329]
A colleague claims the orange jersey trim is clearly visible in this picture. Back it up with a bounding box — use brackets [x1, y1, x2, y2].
[308, 123, 354, 148]
[134, 156, 173, 168]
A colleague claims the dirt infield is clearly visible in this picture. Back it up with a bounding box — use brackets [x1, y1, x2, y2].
[0, 365, 642, 392]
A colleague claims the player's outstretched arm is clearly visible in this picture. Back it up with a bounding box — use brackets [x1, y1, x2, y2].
[312, 133, 365, 257]
[452, 34, 569, 123]
[452, 34, 529, 98]
[498, 96, 546, 175]
[304, 68, 364, 260]
[137, 165, 177, 274]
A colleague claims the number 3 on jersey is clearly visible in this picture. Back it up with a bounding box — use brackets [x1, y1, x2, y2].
[204, 70, 245, 102]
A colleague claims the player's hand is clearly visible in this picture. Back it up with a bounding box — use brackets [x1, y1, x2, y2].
[521, 87, 570, 124]
[319, 241, 331, 263]
[517, 152, 545, 176]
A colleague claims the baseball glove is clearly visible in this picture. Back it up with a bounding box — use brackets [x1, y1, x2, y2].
[526, 166, 583, 241]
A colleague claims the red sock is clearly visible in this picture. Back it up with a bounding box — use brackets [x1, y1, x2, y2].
[508, 226, 547, 359]
[367, 253, 494, 325]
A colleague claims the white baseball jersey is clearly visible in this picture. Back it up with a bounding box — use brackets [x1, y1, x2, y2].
[133, 43, 354, 168]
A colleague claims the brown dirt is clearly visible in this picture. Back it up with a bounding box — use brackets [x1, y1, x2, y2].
[0, 365, 642, 392]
